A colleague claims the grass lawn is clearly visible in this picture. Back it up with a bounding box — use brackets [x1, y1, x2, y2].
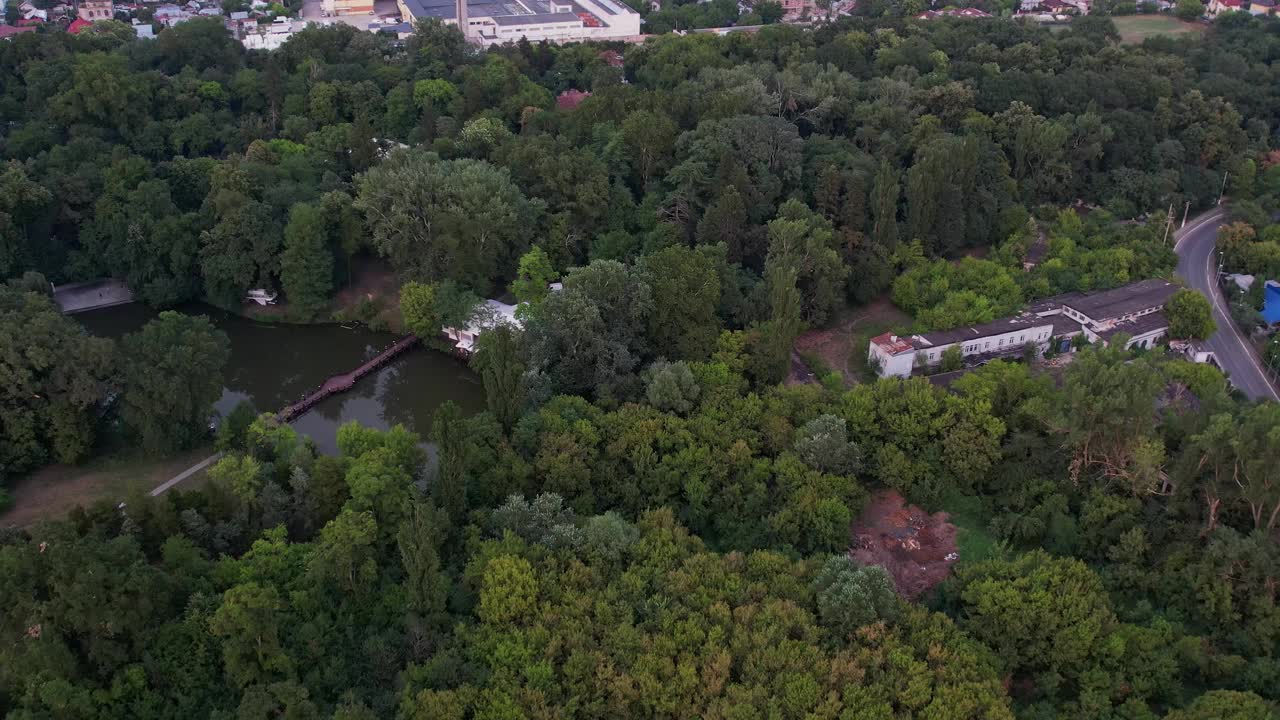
[0, 446, 214, 528]
[1110, 15, 1205, 44]
[940, 491, 1002, 566]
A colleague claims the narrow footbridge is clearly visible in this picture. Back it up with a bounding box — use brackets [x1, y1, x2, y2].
[279, 335, 419, 422]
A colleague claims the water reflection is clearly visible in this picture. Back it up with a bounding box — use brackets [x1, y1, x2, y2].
[76, 304, 484, 454]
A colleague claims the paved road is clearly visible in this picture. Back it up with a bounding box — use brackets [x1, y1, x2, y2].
[1174, 211, 1279, 402]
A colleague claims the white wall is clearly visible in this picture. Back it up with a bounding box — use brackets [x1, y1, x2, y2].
[918, 324, 1054, 364]
[870, 345, 916, 378]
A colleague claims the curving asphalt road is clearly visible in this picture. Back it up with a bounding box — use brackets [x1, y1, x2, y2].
[1174, 211, 1279, 402]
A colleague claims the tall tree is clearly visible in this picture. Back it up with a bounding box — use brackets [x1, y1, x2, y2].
[0, 287, 114, 479]
[280, 203, 334, 318]
[765, 200, 848, 325]
[431, 401, 468, 527]
[118, 311, 230, 453]
[510, 246, 557, 305]
[638, 245, 722, 361]
[871, 160, 900, 251]
[1166, 288, 1216, 340]
[470, 325, 527, 431]
[356, 150, 541, 289]
[397, 500, 449, 619]
[756, 263, 801, 385]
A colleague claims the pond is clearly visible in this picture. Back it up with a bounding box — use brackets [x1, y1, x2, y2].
[76, 304, 486, 454]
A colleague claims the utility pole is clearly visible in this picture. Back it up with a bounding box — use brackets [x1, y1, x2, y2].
[1181, 201, 1190, 228]
[1162, 202, 1174, 245]
[1218, 171, 1229, 206]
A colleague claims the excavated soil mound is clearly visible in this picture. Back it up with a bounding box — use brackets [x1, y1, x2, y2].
[850, 490, 960, 599]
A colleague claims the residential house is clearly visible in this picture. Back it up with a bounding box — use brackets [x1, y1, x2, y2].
[778, 0, 817, 19]
[1208, 0, 1242, 14]
[555, 88, 591, 110]
[1250, 0, 1276, 14]
[323, 0, 375, 15]
[869, 278, 1180, 377]
[915, 7, 991, 18]
[1020, 0, 1072, 10]
[241, 16, 301, 49]
[77, 0, 113, 21]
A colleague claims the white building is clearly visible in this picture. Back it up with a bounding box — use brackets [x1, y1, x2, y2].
[443, 299, 521, 353]
[397, 0, 640, 44]
[442, 283, 561, 354]
[241, 17, 305, 49]
[870, 279, 1180, 378]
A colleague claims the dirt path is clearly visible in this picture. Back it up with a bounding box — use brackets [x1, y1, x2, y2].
[149, 452, 223, 497]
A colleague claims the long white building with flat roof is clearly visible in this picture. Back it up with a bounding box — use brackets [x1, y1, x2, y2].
[398, 0, 640, 43]
[870, 278, 1180, 378]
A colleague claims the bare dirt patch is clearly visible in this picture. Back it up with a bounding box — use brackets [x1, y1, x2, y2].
[850, 489, 959, 600]
[794, 297, 911, 386]
[0, 447, 212, 528]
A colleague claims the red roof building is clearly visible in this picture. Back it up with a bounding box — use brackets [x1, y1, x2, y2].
[598, 49, 623, 68]
[67, 17, 93, 33]
[555, 89, 592, 111]
[0, 24, 39, 38]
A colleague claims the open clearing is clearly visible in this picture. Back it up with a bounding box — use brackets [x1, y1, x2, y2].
[850, 490, 960, 600]
[794, 297, 911, 386]
[1, 446, 213, 528]
[1111, 15, 1204, 44]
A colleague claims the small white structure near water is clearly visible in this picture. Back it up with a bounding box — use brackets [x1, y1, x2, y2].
[443, 283, 561, 354]
[245, 289, 278, 306]
[443, 299, 520, 353]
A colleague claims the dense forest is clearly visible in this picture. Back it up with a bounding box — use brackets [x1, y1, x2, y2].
[4, 9, 1280, 720]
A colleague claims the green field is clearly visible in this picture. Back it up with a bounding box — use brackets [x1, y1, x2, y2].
[1110, 14, 1206, 44]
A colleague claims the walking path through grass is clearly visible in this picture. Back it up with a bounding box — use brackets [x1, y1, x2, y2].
[1, 446, 215, 528]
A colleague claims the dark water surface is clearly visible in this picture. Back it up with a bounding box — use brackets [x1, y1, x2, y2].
[76, 304, 485, 454]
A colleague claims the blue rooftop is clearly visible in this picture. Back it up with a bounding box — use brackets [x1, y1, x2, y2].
[1262, 281, 1280, 325]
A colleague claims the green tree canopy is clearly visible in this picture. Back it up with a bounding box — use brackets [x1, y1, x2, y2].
[118, 311, 230, 453]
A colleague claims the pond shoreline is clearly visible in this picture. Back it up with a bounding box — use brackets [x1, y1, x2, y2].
[75, 303, 485, 455]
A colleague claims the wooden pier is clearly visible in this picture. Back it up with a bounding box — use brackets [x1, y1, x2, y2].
[278, 335, 419, 422]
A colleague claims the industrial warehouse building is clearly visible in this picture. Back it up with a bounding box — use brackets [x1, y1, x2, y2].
[397, 0, 640, 43]
[869, 279, 1180, 378]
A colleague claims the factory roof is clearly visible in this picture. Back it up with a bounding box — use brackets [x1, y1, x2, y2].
[913, 314, 1050, 348]
[492, 10, 579, 23]
[1094, 311, 1170, 341]
[1063, 278, 1179, 321]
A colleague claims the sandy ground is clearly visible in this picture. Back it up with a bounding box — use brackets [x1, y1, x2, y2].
[1, 447, 213, 528]
[850, 489, 959, 600]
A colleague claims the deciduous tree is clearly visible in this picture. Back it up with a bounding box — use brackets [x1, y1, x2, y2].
[118, 311, 230, 453]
